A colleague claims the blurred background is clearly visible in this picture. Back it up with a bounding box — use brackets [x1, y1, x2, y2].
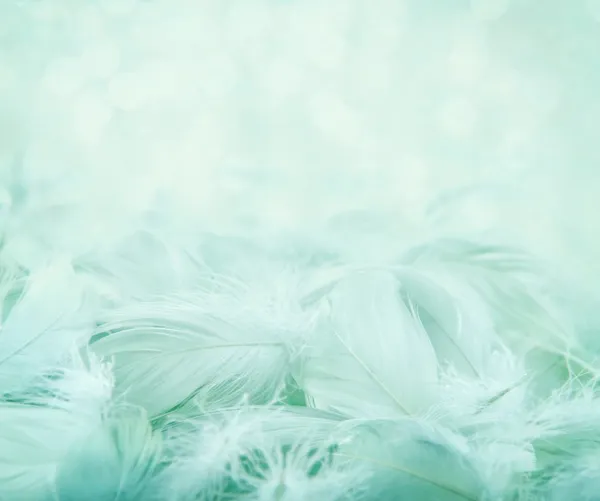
[1, 0, 599, 280]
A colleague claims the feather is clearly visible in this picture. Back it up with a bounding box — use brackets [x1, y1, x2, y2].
[91, 273, 315, 418]
[296, 269, 439, 418]
[457, 378, 600, 500]
[53, 405, 162, 501]
[392, 267, 530, 425]
[152, 406, 353, 501]
[0, 261, 91, 394]
[0, 351, 113, 499]
[402, 240, 564, 345]
[483, 380, 600, 467]
[400, 239, 589, 389]
[537, 453, 600, 501]
[155, 406, 490, 501]
[335, 419, 487, 501]
[394, 267, 503, 378]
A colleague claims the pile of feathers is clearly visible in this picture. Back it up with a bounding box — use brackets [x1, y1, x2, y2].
[3, 1, 600, 500]
[2, 223, 600, 501]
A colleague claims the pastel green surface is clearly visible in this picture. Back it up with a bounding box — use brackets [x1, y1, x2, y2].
[1, 1, 600, 500]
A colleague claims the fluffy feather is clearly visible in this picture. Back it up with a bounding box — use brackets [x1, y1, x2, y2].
[90, 270, 316, 417]
[54, 405, 162, 501]
[297, 269, 439, 418]
[153, 406, 497, 501]
[0, 262, 91, 395]
[400, 240, 587, 395]
[0, 351, 113, 499]
[335, 419, 487, 501]
[3, 1, 600, 499]
[152, 406, 351, 501]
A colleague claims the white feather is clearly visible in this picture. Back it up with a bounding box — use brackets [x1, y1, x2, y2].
[0, 351, 113, 499]
[154, 406, 350, 501]
[0, 261, 91, 394]
[297, 269, 439, 418]
[392, 266, 530, 425]
[54, 405, 162, 501]
[335, 419, 487, 501]
[91, 273, 315, 417]
[401, 240, 588, 386]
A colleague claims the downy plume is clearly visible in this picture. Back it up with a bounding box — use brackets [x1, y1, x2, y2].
[152, 405, 355, 501]
[0, 261, 92, 395]
[0, 350, 113, 499]
[296, 269, 439, 419]
[91, 268, 317, 417]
